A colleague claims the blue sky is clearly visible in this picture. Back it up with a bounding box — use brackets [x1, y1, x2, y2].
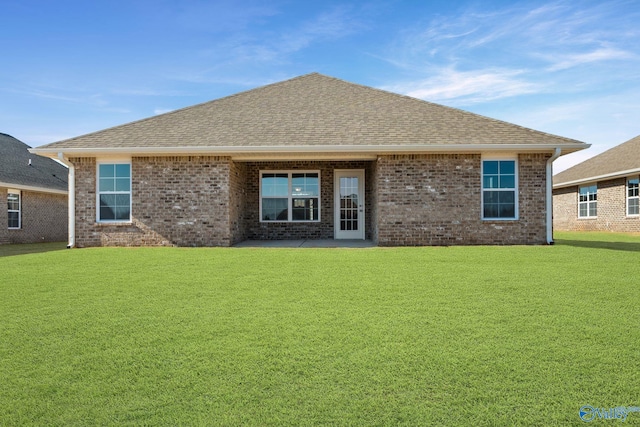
[2, 0, 638, 172]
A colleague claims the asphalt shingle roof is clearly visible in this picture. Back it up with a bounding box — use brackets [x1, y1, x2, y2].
[554, 135, 640, 187]
[35, 73, 586, 153]
[0, 133, 68, 192]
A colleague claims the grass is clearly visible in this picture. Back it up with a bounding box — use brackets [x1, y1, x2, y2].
[1, 232, 639, 426]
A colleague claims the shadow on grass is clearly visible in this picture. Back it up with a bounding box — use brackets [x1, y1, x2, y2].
[0, 242, 68, 258]
[555, 239, 640, 252]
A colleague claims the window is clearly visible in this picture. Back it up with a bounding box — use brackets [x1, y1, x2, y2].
[578, 184, 597, 218]
[628, 177, 639, 216]
[260, 171, 319, 222]
[482, 160, 517, 219]
[98, 163, 131, 222]
[7, 190, 20, 229]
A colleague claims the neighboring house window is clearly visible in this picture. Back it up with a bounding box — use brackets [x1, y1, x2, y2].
[260, 171, 320, 222]
[578, 184, 597, 218]
[98, 163, 131, 222]
[628, 177, 639, 216]
[7, 190, 21, 229]
[482, 160, 517, 219]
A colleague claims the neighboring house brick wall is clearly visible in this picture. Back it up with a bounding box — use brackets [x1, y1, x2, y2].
[553, 177, 640, 232]
[0, 188, 8, 245]
[71, 156, 235, 247]
[552, 186, 576, 231]
[0, 186, 67, 244]
[376, 153, 549, 245]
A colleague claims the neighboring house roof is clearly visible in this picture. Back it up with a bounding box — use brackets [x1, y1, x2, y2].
[553, 135, 640, 188]
[33, 73, 588, 158]
[0, 133, 68, 194]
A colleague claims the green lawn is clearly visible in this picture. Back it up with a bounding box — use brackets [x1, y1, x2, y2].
[1, 232, 639, 426]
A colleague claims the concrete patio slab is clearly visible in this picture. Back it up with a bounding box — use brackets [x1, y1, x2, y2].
[233, 239, 375, 248]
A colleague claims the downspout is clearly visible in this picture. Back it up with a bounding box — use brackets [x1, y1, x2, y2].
[58, 153, 75, 248]
[546, 148, 562, 245]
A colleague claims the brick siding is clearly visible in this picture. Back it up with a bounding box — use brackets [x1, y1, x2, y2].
[0, 186, 67, 244]
[376, 153, 549, 245]
[553, 177, 640, 232]
[70, 153, 551, 247]
[71, 156, 235, 247]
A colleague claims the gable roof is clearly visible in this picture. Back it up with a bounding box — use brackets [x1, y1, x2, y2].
[0, 133, 68, 194]
[33, 73, 587, 159]
[553, 135, 640, 188]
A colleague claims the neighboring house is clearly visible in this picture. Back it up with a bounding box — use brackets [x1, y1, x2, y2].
[32, 73, 588, 248]
[0, 133, 68, 244]
[553, 135, 640, 233]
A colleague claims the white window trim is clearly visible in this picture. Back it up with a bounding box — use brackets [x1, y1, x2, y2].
[7, 189, 21, 229]
[627, 176, 639, 217]
[578, 183, 597, 219]
[259, 170, 321, 223]
[96, 161, 132, 223]
[481, 157, 519, 221]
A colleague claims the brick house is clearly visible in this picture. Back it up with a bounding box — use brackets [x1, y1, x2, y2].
[32, 73, 587, 247]
[1, 133, 68, 244]
[553, 135, 640, 233]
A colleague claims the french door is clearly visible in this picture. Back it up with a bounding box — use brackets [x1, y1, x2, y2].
[334, 170, 365, 239]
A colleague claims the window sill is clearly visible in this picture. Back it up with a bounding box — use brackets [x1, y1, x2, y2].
[260, 220, 321, 224]
[95, 221, 133, 227]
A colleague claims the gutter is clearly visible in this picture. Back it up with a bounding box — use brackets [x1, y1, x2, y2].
[30, 142, 590, 158]
[0, 181, 67, 195]
[553, 167, 640, 189]
[546, 148, 562, 245]
[57, 153, 75, 248]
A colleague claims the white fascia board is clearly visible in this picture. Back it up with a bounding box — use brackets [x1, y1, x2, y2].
[31, 143, 590, 158]
[0, 181, 68, 195]
[553, 168, 640, 189]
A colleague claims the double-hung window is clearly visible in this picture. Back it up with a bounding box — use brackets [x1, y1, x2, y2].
[578, 184, 597, 218]
[482, 160, 517, 219]
[627, 177, 639, 216]
[7, 190, 20, 229]
[260, 171, 320, 222]
[98, 163, 131, 222]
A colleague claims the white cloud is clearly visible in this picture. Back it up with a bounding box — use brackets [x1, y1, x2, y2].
[383, 68, 540, 104]
[546, 47, 634, 71]
[153, 108, 174, 115]
[380, 1, 640, 82]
